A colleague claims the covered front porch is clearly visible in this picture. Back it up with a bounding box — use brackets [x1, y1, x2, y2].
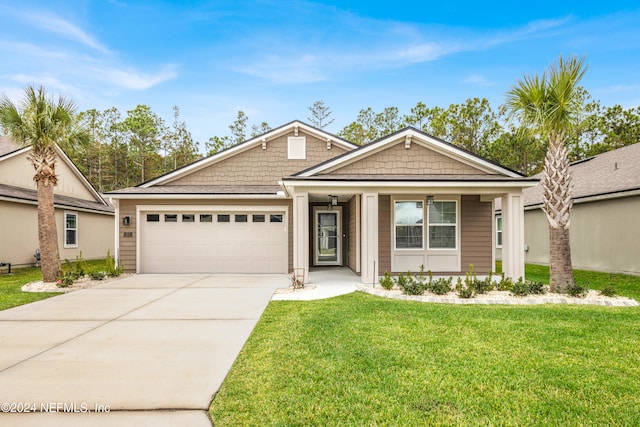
[284, 184, 530, 285]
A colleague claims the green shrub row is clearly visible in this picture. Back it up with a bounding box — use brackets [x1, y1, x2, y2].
[379, 265, 559, 299]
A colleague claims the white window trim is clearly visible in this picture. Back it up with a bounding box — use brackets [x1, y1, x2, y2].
[427, 200, 458, 251]
[393, 199, 425, 250]
[64, 211, 78, 248]
[288, 136, 306, 159]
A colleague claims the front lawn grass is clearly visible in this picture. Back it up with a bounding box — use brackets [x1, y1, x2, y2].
[210, 294, 640, 426]
[522, 263, 640, 301]
[0, 259, 108, 311]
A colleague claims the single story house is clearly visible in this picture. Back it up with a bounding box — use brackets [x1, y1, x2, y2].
[106, 121, 537, 283]
[495, 142, 640, 275]
[0, 137, 115, 268]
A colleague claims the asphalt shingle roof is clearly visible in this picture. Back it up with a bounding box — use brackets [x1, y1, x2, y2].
[524, 143, 640, 206]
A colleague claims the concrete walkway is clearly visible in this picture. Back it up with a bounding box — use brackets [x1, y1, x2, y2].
[271, 267, 359, 301]
[0, 274, 287, 426]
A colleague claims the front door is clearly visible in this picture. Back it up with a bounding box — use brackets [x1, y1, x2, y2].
[314, 209, 341, 265]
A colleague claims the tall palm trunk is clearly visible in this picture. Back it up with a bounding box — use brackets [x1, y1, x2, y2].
[541, 130, 574, 292]
[29, 146, 61, 282]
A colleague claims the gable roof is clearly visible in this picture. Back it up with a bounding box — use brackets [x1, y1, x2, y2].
[524, 142, 640, 207]
[138, 120, 358, 188]
[0, 136, 29, 158]
[292, 127, 524, 178]
[0, 136, 110, 208]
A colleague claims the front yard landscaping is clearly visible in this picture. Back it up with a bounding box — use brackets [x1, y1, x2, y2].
[210, 265, 640, 426]
[0, 259, 111, 311]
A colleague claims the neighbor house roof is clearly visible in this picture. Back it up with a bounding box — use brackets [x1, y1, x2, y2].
[524, 142, 640, 207]
[0, 136, 27, 157]
[0, 183, 114, 214]
[0, 136, 111, 208]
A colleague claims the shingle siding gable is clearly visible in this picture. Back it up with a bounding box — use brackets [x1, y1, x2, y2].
[163, 130, 348, 187]
[322, 141, 488, 176]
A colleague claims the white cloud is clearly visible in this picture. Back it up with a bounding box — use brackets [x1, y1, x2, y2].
[95, 66, 179, 90]
[17, 9, 110, 53]
[463, 75, 495, 87]
[235, 13, 571, 84]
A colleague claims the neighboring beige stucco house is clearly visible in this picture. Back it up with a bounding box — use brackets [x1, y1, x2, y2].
[106, 121, 536, 283]
[496, 142, 640, 275]
[0, 137, 115, 268]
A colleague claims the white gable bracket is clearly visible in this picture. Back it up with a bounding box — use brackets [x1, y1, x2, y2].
[262, 138, 267, 150]
[327, 138, 332, 150]
[294, 125, 299, 137]
[405, 135, 412, 149]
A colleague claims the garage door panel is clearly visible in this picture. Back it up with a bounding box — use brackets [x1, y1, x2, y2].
[140, 209, 287, 274]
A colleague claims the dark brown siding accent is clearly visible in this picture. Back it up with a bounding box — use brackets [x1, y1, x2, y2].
[117, 198, 293, 273]
[461, 195, 492, 273]
[378, 195, 391, 273]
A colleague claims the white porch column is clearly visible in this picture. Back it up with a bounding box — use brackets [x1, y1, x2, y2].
[293, 192, 309, 283]
[361, 192, 379, 284]
[501, 192, 525, 280]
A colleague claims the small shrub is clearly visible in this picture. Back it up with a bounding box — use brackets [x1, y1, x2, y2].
[57, 273, 75, 288]
[457, 286, 474, 298]
[471, 278, 493, 294]
[379, 272, 394, 291]
[105, 250, 124, 277]
[402, 273, 426, 296]
[510, 278, 529, 297]
[89, 270, 106, 281]
[497, 274, 514, 292]
[429, 278, 452, 295]
[567, 283, 588, 298]
[600, 286, 617, 297]
[395, 273, 407, 290]
[527, 281, 546, 295]
[400, 272, 425, 296]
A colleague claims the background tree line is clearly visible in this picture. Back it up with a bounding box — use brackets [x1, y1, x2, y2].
[56, 95, 638, 193]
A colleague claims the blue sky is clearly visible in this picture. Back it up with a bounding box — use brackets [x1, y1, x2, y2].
[1, 1, 639, 148]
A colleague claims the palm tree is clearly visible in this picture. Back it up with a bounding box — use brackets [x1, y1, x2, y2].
[505, 55, 588, 293]
[0, 85, 85, 282]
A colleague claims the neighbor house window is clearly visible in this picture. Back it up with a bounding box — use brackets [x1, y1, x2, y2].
[394, 201, 424, 249]
[428, 201, 457, 249]
[64, 212, 78, 248]
[496, 216, 503, 248]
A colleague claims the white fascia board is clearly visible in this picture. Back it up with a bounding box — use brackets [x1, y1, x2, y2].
[281, 180, 538, 197]
[107, 193, 288, 200]
[0, 195, 114, 215]
[298, 129, 521, 178]
[524, 188, 640, 211]
[141, 121, 357, 187]
[0, 146, 30, 162]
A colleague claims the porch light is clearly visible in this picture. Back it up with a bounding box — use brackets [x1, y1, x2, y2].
[331, 195, 338, 206]
[426, 195, 434, 205]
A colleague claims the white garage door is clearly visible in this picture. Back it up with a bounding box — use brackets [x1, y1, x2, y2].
[139, 209, 287, 273]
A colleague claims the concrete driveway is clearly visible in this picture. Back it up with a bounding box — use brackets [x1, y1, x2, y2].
[0, 274, 287, 426]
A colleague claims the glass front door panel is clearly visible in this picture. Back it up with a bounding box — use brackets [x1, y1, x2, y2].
[317, 212, 338, 263]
